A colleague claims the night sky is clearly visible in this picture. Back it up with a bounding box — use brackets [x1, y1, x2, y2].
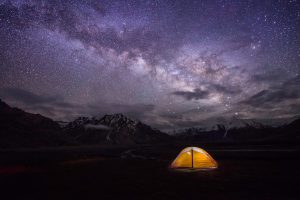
[0, 0, 299, 131]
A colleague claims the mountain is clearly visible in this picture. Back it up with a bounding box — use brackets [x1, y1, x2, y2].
[172, 117, 298, 135]
[0, 99, 67, 148]
[64, 114, 170, 145]
[0, 98, 298, 147]
[0, 99, 169, 147]
[173, 117, 300, 144]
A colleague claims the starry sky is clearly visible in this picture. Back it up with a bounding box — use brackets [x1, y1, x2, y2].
[0, 0, 299, 131]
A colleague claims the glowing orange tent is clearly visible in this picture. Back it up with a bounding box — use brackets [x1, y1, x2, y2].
[170, 147, 218, 170]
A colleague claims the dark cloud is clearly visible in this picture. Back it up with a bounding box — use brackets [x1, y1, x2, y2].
[0, 87, 61, 105]
[0, 87, 156, 121]
[108, 103, 155, 119]
[172, 88, 209, 100]
[159, 113, 183, 120]
[241, 75, 300, 108]
[241, 89, 299, 107]
[250, 68, 294, 84]
[0, 87, 79, 120]
[282, 75, 300, 87]
[217, 35, 253, 55]
[210, 84, 241, 95]
[251, 72, 283, 82]
[182, 106, 217, 115]
[169, 118, 203, 129]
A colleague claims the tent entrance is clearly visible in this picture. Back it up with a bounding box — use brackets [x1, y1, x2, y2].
[191, 148, 193, 168]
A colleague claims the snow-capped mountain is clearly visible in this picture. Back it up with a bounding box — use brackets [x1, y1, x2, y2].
[172, 116, 300, 142]
[65, 114, 169, 145]
[172, 116, 298, 136]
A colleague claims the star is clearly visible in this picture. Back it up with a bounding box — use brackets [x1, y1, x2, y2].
[0, 0, 299, 130]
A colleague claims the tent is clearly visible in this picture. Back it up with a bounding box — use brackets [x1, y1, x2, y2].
[170, 147, 218, 170]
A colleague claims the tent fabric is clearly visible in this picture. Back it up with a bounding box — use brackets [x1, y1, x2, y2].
[171, 147, 218, 169]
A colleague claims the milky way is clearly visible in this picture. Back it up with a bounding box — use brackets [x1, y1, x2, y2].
[0, 0, 299, 130]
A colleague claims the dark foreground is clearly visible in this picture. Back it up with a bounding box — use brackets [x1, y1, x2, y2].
[0, 144, 299, 200]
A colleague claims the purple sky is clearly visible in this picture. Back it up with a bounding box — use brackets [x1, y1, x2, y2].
[0, 0, 299, 130]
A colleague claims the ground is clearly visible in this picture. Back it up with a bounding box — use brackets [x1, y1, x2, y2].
[0, 144, 299, 200]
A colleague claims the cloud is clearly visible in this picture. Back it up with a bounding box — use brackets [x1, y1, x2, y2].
[241, 75, 300, 108]
[241, 89, 299, 107]
[250, 68, 294, 85]
[210, 84, 241, 95]
[170, 119, 203, 128]
[84, 124, 111, 130]
[172, 88, 209, 100]
[110, 103, 155, 118]
[86, 103, 156, 120]
[0, 87, 80, 120]
[217, 35, 253, 55]
[282, 75, 300, 87]
[0, 87, 62, 105]
[0, 87, 77, 110]
[0, 87, 156, 122]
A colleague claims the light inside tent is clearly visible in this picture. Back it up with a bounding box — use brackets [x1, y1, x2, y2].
[171, 147, 218, 170]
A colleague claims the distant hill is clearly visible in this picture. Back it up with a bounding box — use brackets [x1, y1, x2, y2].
[174, 118, 300, 144]
[0, 99, 66, 148]
[64, 114, 170, 145]
[172, 117, 298, 135]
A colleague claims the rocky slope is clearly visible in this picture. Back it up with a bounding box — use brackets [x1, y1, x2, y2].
[0, 99, 66, 148]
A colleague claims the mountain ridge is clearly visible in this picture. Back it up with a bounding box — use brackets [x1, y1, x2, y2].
[0, 99, 299, 147]
[0, 99, 65, 148]
[0, 99, 169, 147]
[173, 118, 300, 143]
[64, 113, 170, 145]
[171, 116, 299, 135]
